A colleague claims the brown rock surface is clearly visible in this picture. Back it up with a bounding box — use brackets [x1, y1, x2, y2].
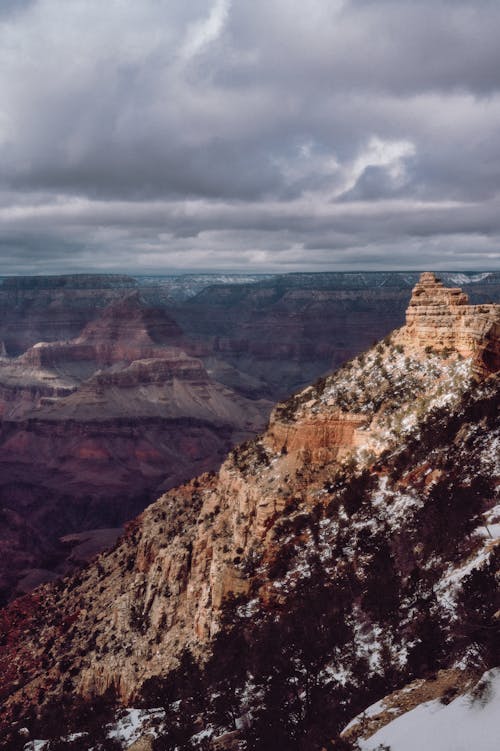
[265, 410, 369, 463]
[0, 277, 496, 724]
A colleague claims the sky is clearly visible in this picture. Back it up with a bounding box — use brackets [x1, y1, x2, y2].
[1, 0, 500, 274]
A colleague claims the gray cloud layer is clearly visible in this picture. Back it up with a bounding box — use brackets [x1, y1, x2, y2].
[1, 0, 499, 273]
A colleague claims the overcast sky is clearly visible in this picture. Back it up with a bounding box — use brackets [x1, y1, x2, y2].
[1, 0, 500, 274]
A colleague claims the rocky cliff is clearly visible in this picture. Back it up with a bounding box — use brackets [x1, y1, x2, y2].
[0, 274, 498, 750]
[172, 270, 500, 399]
[265, 272, 500, 465]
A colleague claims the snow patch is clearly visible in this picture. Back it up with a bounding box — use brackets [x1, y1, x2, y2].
[358, 669, 500, 751]
[107, 707, 165, 745]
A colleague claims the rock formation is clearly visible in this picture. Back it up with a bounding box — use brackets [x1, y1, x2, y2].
[172, 270, 500, 399]
[264, 272, 500, 466]
[0, 274, 139, 356]
[396, 271, 500, 373]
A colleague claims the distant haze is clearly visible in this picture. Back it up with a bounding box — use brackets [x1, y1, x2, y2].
[1, 0, 500, 273]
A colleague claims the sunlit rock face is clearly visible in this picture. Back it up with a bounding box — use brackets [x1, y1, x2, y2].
[396, 272, 500, 373]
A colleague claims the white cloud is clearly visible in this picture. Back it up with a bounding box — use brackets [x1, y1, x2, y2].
[347, 137, 416, 191]
[178, 0, 231, 64]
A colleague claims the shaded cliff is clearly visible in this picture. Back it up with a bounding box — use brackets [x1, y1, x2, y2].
[0, 275, 138, 356]
[0, 295, 270, 604]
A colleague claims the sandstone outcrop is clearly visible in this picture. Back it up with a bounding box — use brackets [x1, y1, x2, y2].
[263, 274, 500, 465]
[395, 271, 500, 373]
[265, 410, 369, 464]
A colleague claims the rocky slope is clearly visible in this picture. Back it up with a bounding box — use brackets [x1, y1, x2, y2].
[3, 269, 469, 604]
[0, 273, 498, 750]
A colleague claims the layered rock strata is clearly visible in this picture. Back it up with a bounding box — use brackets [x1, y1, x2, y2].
[0, 295, 270, 603]
[396, 271, 500, 373]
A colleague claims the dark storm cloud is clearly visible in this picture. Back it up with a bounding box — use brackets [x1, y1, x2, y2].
[0, 0, 35, 18]
[0, 0, 499, 272]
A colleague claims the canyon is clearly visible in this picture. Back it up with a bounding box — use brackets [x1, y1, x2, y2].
[0, 273, 498, 750]
[0, 270, 498, 604]
[0, 291, 269, 604]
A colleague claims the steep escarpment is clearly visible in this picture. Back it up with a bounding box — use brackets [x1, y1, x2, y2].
[0, 274, 498, 750]
[3, 374, 498, 749]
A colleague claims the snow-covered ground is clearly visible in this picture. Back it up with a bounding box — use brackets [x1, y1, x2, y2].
[446, 272, 492, 285]
[23, 708, 165, 751]
[358, 669, 500, 751]
[107, 707, 165, 745]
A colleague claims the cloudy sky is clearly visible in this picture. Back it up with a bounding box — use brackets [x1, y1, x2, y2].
[1, 0, 500, 274]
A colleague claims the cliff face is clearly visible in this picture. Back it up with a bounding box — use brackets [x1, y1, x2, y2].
[0, 274, 498, 749]
[265, 272, 499, 466]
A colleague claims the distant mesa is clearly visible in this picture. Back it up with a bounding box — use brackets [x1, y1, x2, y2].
[0, 274, 137, 290]
[77, 291, 183, 342]
[17, 292, 184, 373]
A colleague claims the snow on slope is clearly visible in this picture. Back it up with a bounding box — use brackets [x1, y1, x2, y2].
[358, 669, 500, 751]
[446, 272, 492, 285]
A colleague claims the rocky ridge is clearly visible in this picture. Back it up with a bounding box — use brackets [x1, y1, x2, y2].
[0, 273, 498, 750]
[172, 270, 500, 400]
